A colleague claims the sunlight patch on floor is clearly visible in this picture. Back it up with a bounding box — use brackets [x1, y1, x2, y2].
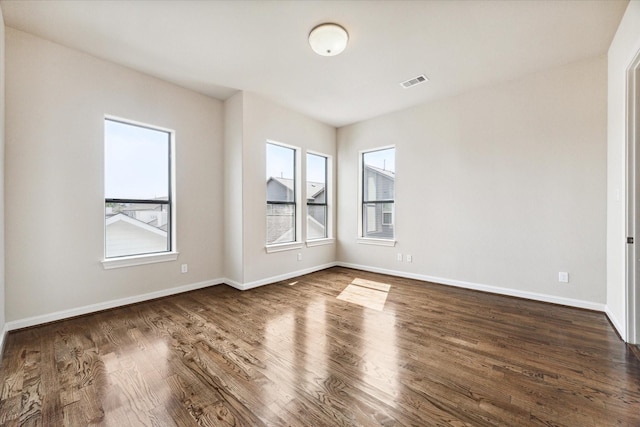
[351, 278, 391, 292]
[337, 278, 391, 311]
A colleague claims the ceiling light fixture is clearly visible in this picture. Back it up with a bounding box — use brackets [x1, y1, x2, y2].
[309, 23, 349, 57]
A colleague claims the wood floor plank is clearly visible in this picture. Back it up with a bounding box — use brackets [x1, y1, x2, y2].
[1, 267, 639, 426]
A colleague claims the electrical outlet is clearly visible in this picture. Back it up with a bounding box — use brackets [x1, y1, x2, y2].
[558, 272, 569, 283]
[397, 253, 403, 261]
[297, 253, 302, 261]
[181, 264, 188, 274]
[406, 254, 412, 263]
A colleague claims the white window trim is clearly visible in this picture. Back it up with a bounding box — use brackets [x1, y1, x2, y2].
[357, 237, 397, 247]
[103, 115, 178, 264]
[266, 139, 302, 251]
[102, 251, 179, 269]
[305, 149, 334, 243]
[358, 145, 396, 243]
[306, 238, 336, 247]
[265, 242, 304, 253]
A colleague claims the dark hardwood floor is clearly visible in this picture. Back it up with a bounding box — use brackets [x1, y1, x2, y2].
[1, 266, 639, 426]
[631, 344, 640, 364]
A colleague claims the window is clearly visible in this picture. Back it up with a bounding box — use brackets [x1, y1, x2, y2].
[382, 204, 393, 225]
[266, 142, 297, 245]
[307, 153, 328, 240]
[104, 118, 173, 258]
[361, 147, 395, 240]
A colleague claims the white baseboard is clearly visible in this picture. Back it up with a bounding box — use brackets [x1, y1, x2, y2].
[605, 305, 627, 341]
[336, 262, 606, 312]
[225, 262, 338, 291]
[5, 278, 225, 331]
[3, 262, 339, 332]
[3, 263, 611, 335]
[224, 277, 243, 290]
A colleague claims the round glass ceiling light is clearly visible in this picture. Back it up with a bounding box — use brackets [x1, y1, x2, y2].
[308, 23, 349, 57]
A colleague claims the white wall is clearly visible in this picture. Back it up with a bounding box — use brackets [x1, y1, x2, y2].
[607, 1, 640, 341]
[0, 14, 622, 333]
[338, 56, 608, 309]
[5, 28, 224, 323]
[223, 92, 244, 284]
[0, 8, 7, 348]
[243, 93, 336, 284]
[225, 92, 337, 287]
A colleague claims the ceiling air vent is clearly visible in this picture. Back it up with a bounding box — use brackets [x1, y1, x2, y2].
[400, 74, 429, 89]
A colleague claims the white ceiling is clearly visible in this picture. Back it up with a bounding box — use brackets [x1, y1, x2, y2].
[0, 0, 629, 127]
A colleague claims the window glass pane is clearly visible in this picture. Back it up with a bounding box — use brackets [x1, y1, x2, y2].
[307, 153, 327, 239]
[363, 202, 394, 239]
[104, 119, 172, 259]
[307, 205, 327, 240]
[267, 142, 296, 244]
[362, 147, 395, 239]
[266, 203, 295, 244]
[105, 120, 170, 200]
[105, 202, 169, 257]
[363, 148, 395, 202]
[266, 143, 295, 203]
[365, 204, 377, 233]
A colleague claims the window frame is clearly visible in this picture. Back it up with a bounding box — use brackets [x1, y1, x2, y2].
[102, 116, 178, 269]
[266, 140, 302, 252]
[357, 145, 397, 247]
[305, 151, 330, 242]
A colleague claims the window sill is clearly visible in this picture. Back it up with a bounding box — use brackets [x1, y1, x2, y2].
[102, 252, 179, 270]
[357, 238, 396, 247]
[306, 238, 335, 247]
[265, 242, 303, 253]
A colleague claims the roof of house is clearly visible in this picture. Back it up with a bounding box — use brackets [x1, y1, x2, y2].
[105, 213, 167, 237]
[268, 177, 326, 199]
[364, 165, 395, 180]
[268, 168, 393, 200]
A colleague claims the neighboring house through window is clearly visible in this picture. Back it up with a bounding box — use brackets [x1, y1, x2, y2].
[266, 142, 298, 245]
[361, 147, 395, 240]
[306, 152, 328, 240]
[104, 118, 173, 258]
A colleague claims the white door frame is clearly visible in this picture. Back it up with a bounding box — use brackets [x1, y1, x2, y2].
[625, 49, 640, 345]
